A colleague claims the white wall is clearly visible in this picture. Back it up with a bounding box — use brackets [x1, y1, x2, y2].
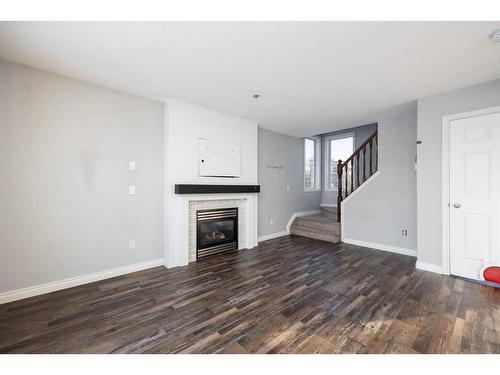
[163, 99, 259, 268]
[166, 99, 258, 185]
[258, 128, 321, 237]
[0, 60, 164, 294]
[343, 102, 417, 253]
[417, 79, 500, 268]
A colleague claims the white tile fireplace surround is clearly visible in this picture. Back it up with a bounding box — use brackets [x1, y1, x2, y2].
[188, 198, 246, 262]
[165, 193, 258, 267]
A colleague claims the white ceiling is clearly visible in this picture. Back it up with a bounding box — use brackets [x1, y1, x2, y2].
[0, 22, 499, 137]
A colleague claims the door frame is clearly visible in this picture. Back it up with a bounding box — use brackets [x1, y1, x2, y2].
[441, 105, 500, 275]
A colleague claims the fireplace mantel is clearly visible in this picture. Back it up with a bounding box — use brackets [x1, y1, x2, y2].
[174, 184, 260, 194]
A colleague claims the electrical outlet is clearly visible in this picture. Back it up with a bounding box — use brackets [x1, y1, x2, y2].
[402, 229, 408, 236]
[129, 160, 136, 170]
[129, 185, 136, 195]
[270, 219, 274, 225]
[129, 240, 136, 250]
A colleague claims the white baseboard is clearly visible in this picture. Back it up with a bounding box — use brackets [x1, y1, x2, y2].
[258, 230, 289, 242]
[286, 209, 321, 233]
[0, 258, 165, 305]
[415, 261, 443, 275]
[343, 238, 417, 257]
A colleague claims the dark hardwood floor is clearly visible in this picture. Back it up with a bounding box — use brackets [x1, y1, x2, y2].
[1, 236, 499, 354]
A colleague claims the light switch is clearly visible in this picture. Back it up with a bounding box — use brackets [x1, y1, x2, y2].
[129, 160, 136, 170]
[129, 186, 136, 195]
[129, 240, 136, 250]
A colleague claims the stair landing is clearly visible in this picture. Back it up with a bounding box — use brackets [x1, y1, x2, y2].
[290, 208, 340, 243]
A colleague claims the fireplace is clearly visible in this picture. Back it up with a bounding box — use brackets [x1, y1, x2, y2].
[196, 207, 238, 259]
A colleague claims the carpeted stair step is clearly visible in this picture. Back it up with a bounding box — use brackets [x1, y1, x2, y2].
[290, 213, 341, 244]
[291, 226, 340, 243]
[293, 214, 340, 233]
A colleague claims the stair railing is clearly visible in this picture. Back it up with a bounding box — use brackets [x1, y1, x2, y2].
[336, 128, 378, 222]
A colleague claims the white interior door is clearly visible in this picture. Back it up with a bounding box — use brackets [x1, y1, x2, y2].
[449, 112, 500, 280]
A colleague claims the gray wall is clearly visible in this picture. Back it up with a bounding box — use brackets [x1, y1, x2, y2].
[343, 102, 417, 251]
[417, 79, 500, 267]
[0, 60, 164, 293]
[258, 128, 321, 237]
[320, 123, 378, 204]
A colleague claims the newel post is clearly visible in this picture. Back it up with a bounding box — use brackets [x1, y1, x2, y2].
[337, 160, 343, 222]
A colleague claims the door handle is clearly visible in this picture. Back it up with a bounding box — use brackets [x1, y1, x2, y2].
[453, 203, 461, 208]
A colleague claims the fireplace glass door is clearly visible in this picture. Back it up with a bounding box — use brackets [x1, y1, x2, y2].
[198, 220, 235, 247]
[196, 208, 238, 259]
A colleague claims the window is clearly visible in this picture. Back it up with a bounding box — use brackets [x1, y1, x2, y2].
[304, 137, 321, 191]
[325, 133, 354, 191]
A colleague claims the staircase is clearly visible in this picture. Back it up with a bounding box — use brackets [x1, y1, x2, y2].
[336, 128, 378, 222]
[290, 207, 341, 243]
[290, 128, 378, 243]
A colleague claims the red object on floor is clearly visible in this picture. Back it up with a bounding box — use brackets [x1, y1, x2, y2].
[483, 266, 500, 283]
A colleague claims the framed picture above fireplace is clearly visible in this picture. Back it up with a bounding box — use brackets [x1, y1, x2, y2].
[198, 138, 241, 178]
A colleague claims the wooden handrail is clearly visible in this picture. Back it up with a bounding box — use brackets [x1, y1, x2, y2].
[340, 128, 378, 168]
[336, 128, 378, 222]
